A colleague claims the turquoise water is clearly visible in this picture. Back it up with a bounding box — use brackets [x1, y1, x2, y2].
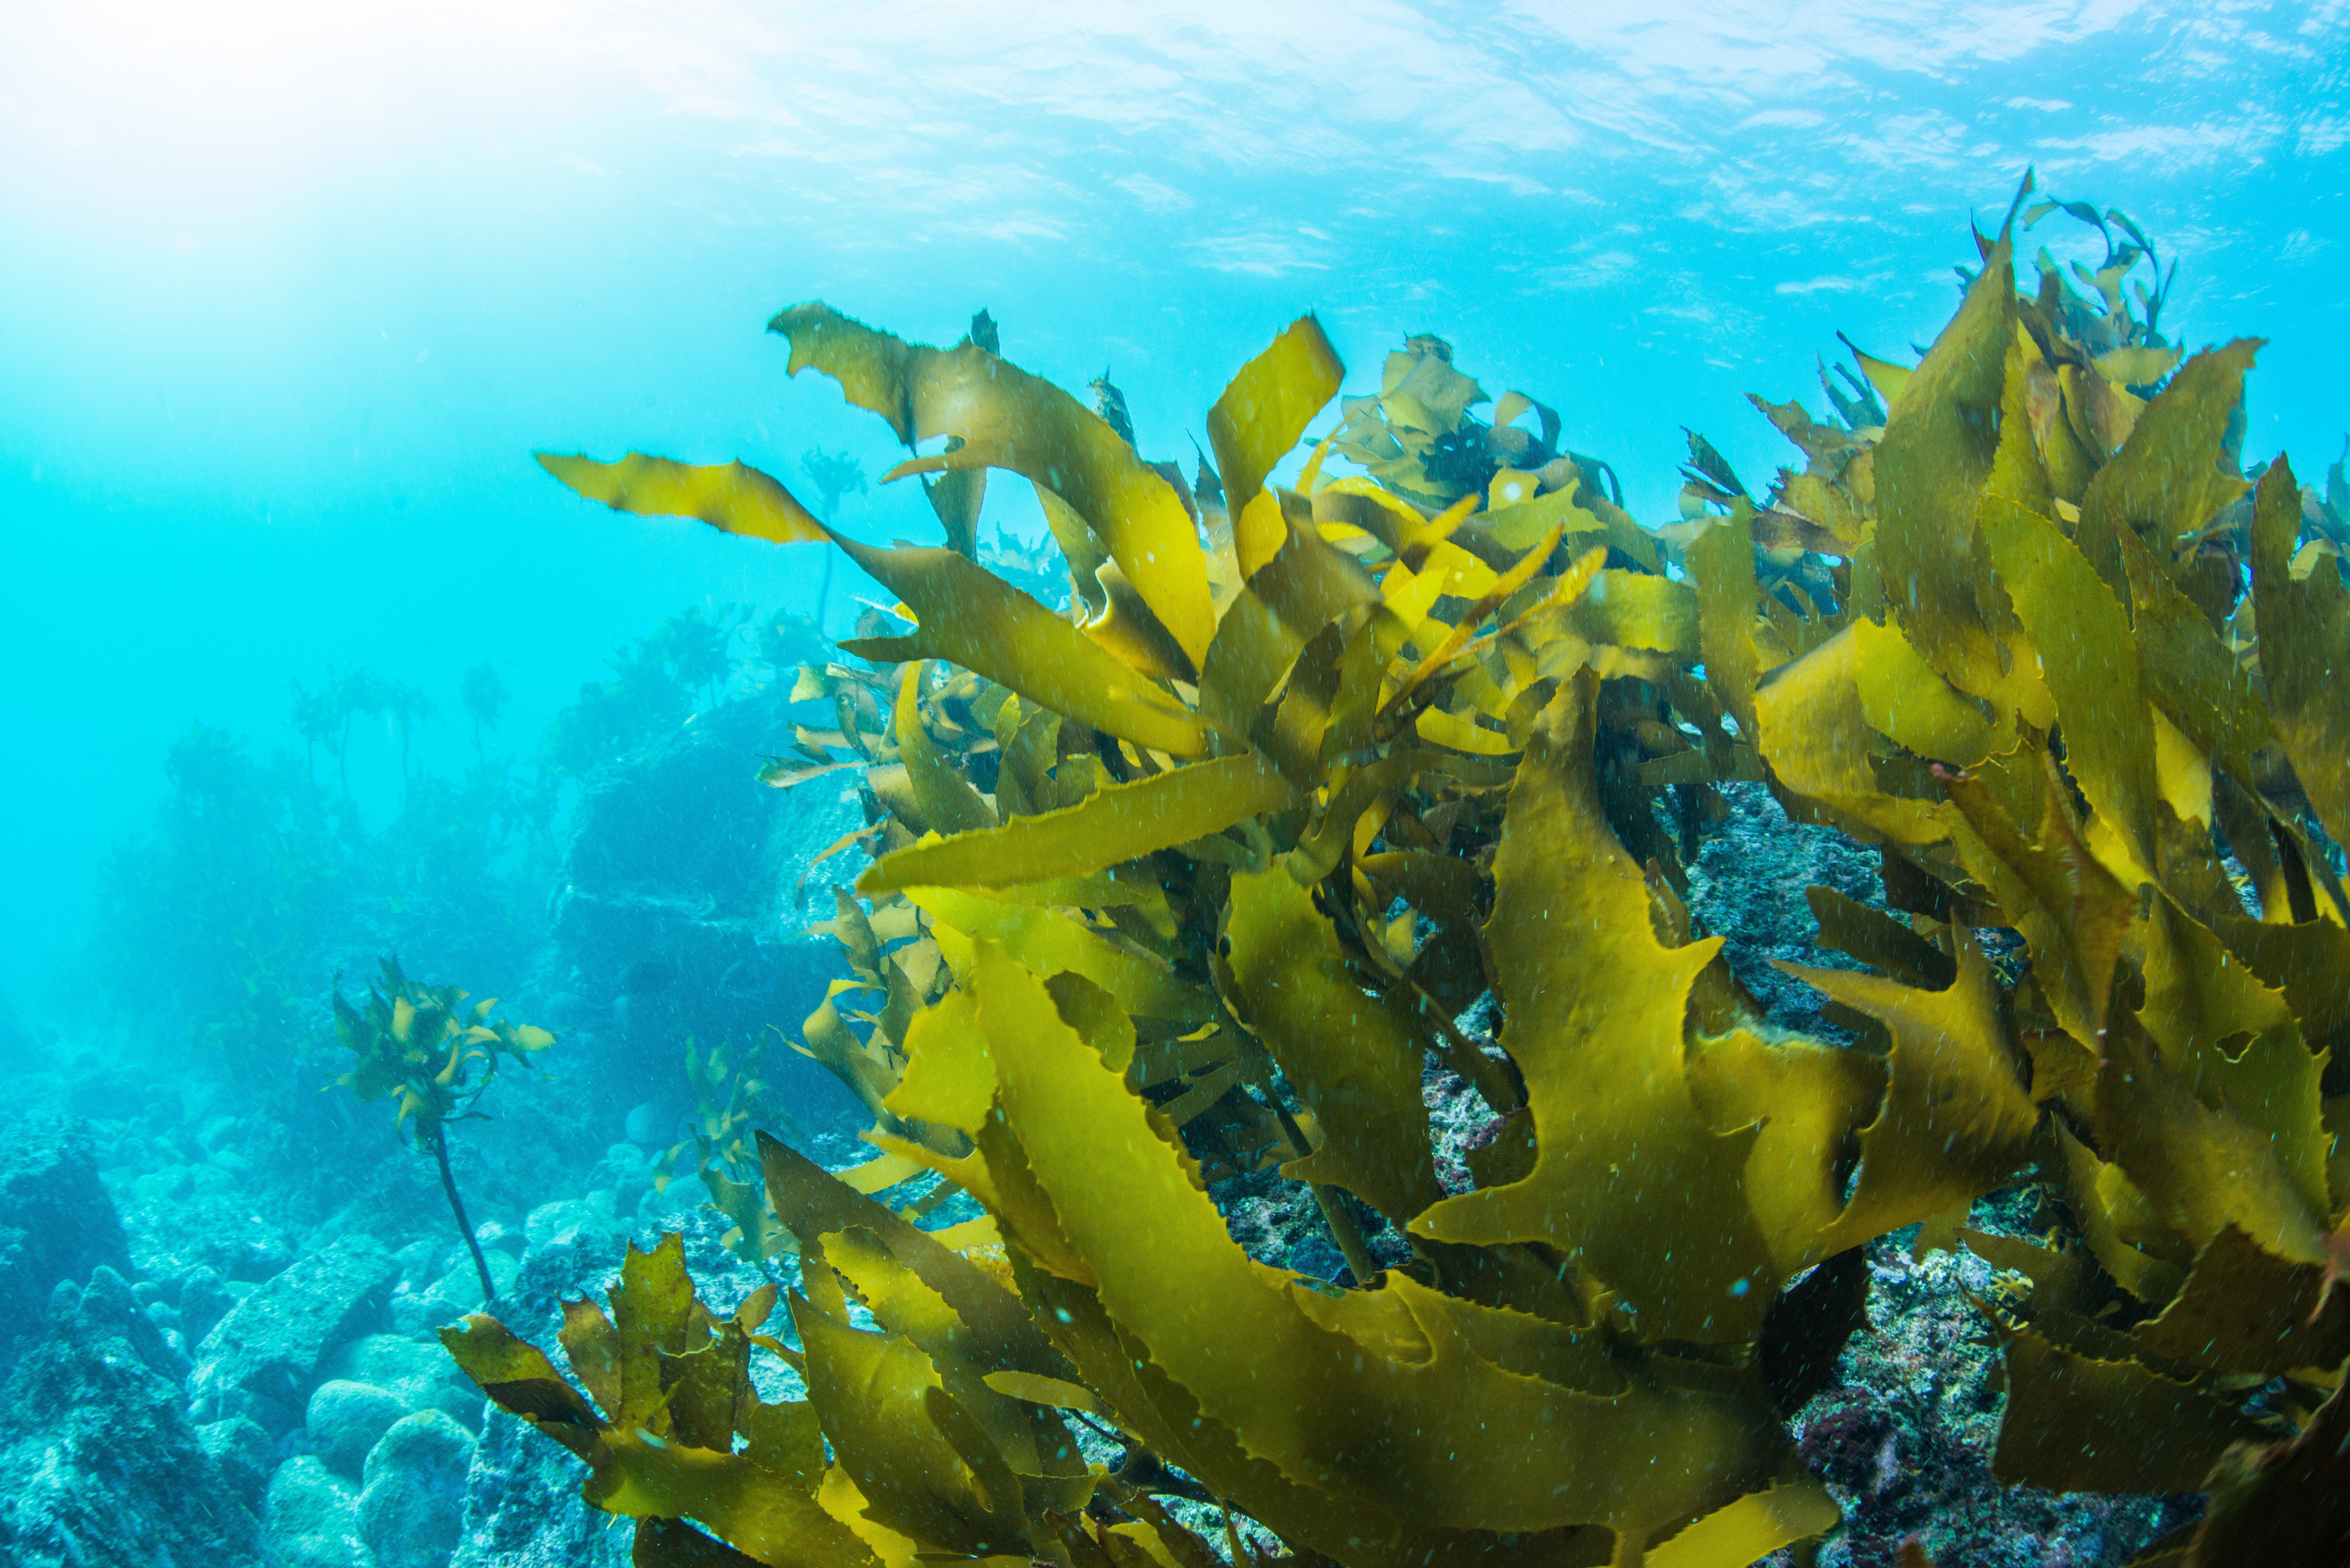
[2, 4, 2344, 1002]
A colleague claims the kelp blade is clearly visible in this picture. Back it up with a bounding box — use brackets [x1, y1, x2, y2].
[860, 752, 1296, 894]
[539, 452, 829, 544]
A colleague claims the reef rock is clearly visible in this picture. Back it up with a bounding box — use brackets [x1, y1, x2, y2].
[1792, 1211, 2203, 1566]
[192, 1233, 398, 1432]
[449, 1197, 677, 1567]
[549, 689, 864, 1128]
[0, 1114, 131, 1372]
[266, 1454, 369, 1568]
[454, 1406, 631, 1568]
[0, 1264, 261, 1566]
[309, 1377, 413, 1479]
[360, 1410, 476, 1568]
[319, 1331, 487, 1431]
[1680, 780, 1887, 1035]
[198, 1412, 275, 1511]
[112, 1158, 298, 1284]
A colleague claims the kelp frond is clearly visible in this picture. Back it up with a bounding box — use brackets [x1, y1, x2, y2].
[451, 180, 2350, 1566]
[330, 955, 553, 1141]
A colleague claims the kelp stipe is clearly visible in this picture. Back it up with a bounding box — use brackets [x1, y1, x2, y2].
[331, 956, 556, 1306]
[450, 181, 2349, 1566]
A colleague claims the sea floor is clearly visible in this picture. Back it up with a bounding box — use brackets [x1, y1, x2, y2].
[0, 733, 2200, 1567]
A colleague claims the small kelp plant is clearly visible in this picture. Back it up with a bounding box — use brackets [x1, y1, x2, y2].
[332, 956, 555, 1305]
[653, 1035, 803, 1265]
[445, 177, 2350, 1566]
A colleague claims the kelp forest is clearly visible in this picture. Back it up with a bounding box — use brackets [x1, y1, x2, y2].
[433, 179, 2350, 1567]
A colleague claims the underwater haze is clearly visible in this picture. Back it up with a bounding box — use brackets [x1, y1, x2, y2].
[3, 4, 2350, 1567]
[6, 0, 2347, 1002]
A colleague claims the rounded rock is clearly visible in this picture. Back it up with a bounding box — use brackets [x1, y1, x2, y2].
[320, 1332, 485, 1431]
[358, 1410, 476, 1568]
[264, 1454, 368, 1568]
[522, 1197, 612, 1254]
[307, 1379, 410, 1479]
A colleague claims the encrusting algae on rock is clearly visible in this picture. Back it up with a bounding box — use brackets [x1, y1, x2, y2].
[440, 174, 2350, 1567]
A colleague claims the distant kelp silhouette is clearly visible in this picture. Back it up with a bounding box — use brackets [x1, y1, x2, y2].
[448, 176, 2349, 1566]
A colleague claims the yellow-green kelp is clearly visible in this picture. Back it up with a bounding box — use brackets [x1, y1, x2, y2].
[333, 956, 555, 1306]
[445, 182, 2350, 1568]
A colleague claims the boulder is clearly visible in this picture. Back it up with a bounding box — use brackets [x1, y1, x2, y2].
[0, 1115, 131, 1373]
[0, 1264, 261, 1566]
[192, 1234, 398, 1429]
[113, 1158, 296, 1283]
[320, 1332, 487, 1432]
[266, 1454, 368, 1568]
[308, 1378, 411, 1479]
[399, 1247, 522, 1333]
[360, 1410, 475, 1568]
[523, 1197, 618, 1255]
